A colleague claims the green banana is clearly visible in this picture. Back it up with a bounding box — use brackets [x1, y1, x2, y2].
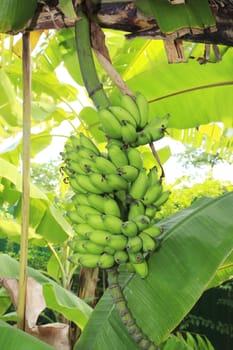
[143, 182, 163, 206]
[86, 213, 106, 230]
[103, 214, 123, 234]
[98, 108, 122, 139]
[128, 200, 145, 220]
[76, 205, 101, 220]
[72, 193, 90, 207]
[106, 173, 128, 191]
[104, 246, 116, 255]
[154, 190, 171, 209]
[69, 178, 87, 194]
[69, 135, 81, 149]
[126, 236, 143, 253]
[68, 161, 86, 175]
[87, 193, 105, 213]
[62, 150, 80, 162]
[143, 125, 165, 143]
[89, 173, 113, 193]
[133, 215, 151, 231]
[145, 114, 169, 130]
[79, 254, 100, 268]
[68, 239, 87, 254]
[119, 94, 141, 126]
[79, 132, 100, 156]
[114, 250, 129, 264]
[129, 168, 149, 200]
[108, 144, 128, 167]
[73, 223, 94, 238]
[147, 166, 159, 186]
[108, 105, 137, 128]
[94, 155, 117, 174]
[142, 225, 162, 238]
[83, 241, 105, 255]
[121, 120, 138, 144]
[145, 205, 157, 219]
[132, 260, 148, 278]
[139, 232, 157, 253]
[67, 211, 86, 224]
[117, 165, 138, 182]
[75, 174, 103, 194]
[68, 253, 83, 265]
[89, 230, 111, 246]
[107, 234, 127, 250]
[126, 147, 144, 170]
[78, 157, 97, 174]
[121, 220, 138, 237]
[98, 253, 115, 268]
[134, 130, 151, 146]
[128, 252, 144, 264]
[104, 196, 121, 217]
[135, 92, 149, 129]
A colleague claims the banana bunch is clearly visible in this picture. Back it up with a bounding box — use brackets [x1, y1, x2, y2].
[98, 93, 169, 146]
[62, 94, 170, 278]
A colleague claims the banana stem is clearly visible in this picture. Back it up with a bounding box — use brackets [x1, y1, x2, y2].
[107, 267, 159, 350]
[17, 32, 31, 331]
[149, 142, 165, 180]
[74, 8, 109, 109]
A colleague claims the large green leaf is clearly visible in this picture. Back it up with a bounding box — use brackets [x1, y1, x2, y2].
[74, 192, 233, 349]
[0, 320, 53, 350]
[0, 254, 92, 329]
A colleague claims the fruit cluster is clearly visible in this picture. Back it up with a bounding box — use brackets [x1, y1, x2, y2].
[61, 93, 170, 278]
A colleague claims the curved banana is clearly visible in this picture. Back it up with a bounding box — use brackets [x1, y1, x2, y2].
[103, 214, 123, 234]
[134, 130, 151, 146]
[89, 173, 112, 193]
[68, 161, 86, 175]
[79, 132, 100, 156]
[126, 236, 143, 253]
[69, 178, 87, 194]
[84, 241, 105, 255]
[104, 196, 121, 217]
[98, 108, 122, 139]
[128, 252, 144, 264]
[75, 174, 103, 194]
[86, 213, 106, 230]
[89, 229, 111, 246]
[135, 93, 149, 129]
[72, 193, 90, 207]
[154, 190, 171, 209]
[142, 225, 162, 238]
[67, 210, 86, 224]
[114, 250, 129, 264]
[68, 239, 87, 254]
[145, 205, 157, 219]
[121, 120, 138, 144]
[94, 155, 117, 175]
[147, 166, 159, 186]
[139, 232, 157, 253]
[119, 94, 141, 126]
[87, 193, 105, 213]
[107, 173, 128, 191]
[76, 204, 101, 220]
[129, 168, 149, 200]
[107, 144, 128, 167]
[98, 253, 115, 268]
[109, 105, 137, 128]
[133, 215, 150, 231]
[73, 223, 94, 238]
[132, 260, 148, 278]
[121, 220, 138, 237]
[128, 200, 145, 221]
[117, 165, 138, 182]
[143, 182, 163, 206]
[78, 157, 97, 174]
[126, 147, 144, 169]
[69, 135, 81, 149]
[107, 234, 127, 250]
[79, 254, 101, 268]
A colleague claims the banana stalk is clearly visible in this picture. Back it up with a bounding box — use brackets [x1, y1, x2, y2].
[74, 6, 109, 109]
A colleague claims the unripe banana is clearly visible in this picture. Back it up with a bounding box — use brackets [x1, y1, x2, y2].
[83, 241, 105, 255]
[75, 174, 103, 194]
[89, 230, 111, 246]
[128, 252, 144, 264]
[133, 215, 151, 231]
[73, 223, 94, 238]
[68, 253, 83, 264]
[135, 92, 149, 129]
[68, 239, 87, 254]
[144, 114, 169, 130]
[132, 260, 149, 278]
[134, 130, 152, 146]
[104, 196, 121, 217]
[76, 205, 101, 220]
[68, 161, 86, 175]
[139, 232, 157, 253]
[104, 246, 116, 255]
[98, 108, 122, 139]
[107, 234, 127, 250]
[114, 250, 129, 264]
[126, 147, 144, 170]
[117, 165, 138, 182]
[108, 105, 137, 128]
[145, 205, 157, 219]
[126, 236, 143, 253]
[103, 214, 123, 234]
[129, 168, 149, 200]
[67, 211, 86, 224]
[106, 173, 128, 191]
[72, 193, 90, 207]
[143, 182, 163, 206]
[121, 220, 138, 237]
[79, 132, 100, 156]
[108, 144, 128, 167]
[121, 120, 138, 144]
[69, 135, 81, 149]
[128, 200, 145, 221]
[69, 178, 87, 194]
[77, 147, 97, 160]
[143, 125, 165, 143]
[98, 253, 115, 269]
[79, 254, 100, 268]
[78, 157, 97, 174]
[63, 151, 80, 162]
[87, 193, 105, 213]
[90, 173, 112, 193]
[147, 166, 159, 186]
[94, 156, 117, 174]
[142, 225, 162, 238]
[119, 94, 141, 126]
[154, 190, 171, 209]
[86, 214, 106, 230]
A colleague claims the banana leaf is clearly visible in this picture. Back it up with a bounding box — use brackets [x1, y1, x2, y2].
[74, 192, 233, 349]
[0, 320, 53, 350]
